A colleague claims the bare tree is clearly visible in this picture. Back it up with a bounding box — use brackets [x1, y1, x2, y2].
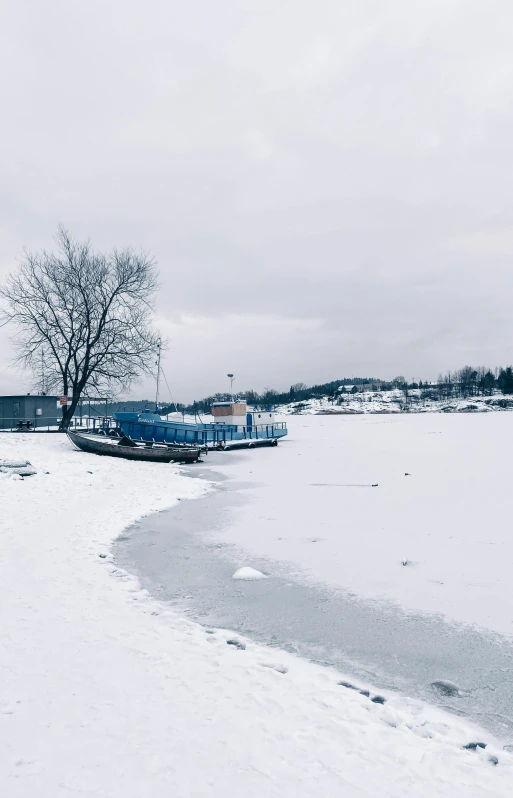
[0, 227, 161, 430]
[457, 366, 478, 397]
[480, 369, 495, 395]
[437, 370, 453, 399]
[261, 387, 279, 407]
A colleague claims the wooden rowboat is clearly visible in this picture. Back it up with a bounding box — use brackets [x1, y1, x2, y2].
[67, 430, 202, 463]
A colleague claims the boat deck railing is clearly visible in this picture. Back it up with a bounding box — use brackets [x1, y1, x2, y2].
[125, 421, 287, 446]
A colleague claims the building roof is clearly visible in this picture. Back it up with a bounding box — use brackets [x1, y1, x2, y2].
[0, 393, 60, 401]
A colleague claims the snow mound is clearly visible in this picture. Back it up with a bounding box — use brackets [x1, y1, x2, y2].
[232, 567, 267, 581]
[262, 662, 288, 674]
[0, 459, 37, 477]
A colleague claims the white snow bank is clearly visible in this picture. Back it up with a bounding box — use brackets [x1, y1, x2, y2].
[0, 458, 32, 467]
[0, 434, 511, 797]
[232, 566, 267, 580]
[0, 457, 37, 476]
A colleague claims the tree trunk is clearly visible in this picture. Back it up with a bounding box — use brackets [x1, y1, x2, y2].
[59, 393, 81, 431]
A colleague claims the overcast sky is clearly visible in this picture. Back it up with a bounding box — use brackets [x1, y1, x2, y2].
[1, 0, 513, 402]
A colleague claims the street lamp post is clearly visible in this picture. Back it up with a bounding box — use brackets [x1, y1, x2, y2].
[227, 373, 234, 400]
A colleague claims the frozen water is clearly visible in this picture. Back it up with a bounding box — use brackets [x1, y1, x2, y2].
[116, 413, 513, 744]
[115, 482, 513, 742]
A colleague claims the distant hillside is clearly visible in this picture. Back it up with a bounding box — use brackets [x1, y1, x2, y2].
[279, 388, 513, 416]
[180, 366, 513, 414]
[85, 366, 513, 417]
[180, 377, 383, 414]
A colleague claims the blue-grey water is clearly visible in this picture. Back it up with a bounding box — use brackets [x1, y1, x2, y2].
[114, 459, 513, 745]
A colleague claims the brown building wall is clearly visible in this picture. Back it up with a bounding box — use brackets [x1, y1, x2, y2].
[212, 402, 247, 417]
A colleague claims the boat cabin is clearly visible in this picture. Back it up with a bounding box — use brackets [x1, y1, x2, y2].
[211, 401, 275, 430]
[211, 401, 247, 426]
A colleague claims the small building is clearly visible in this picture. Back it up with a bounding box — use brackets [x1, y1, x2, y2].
[0, 395, 62, 429]
[337, 383, 383, 394]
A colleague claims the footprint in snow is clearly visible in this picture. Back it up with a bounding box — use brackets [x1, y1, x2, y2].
[261, 663, 288, 674]
[226, 639, 246, 650]
[463, 743, 499, 766]
[338, 682, 386, 704]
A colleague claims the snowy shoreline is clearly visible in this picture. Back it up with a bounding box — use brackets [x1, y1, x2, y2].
[1, 433, 512, 796]
[115, 479, 513, 743]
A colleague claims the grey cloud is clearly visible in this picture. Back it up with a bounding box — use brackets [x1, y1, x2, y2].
[1, 1, 513, 401]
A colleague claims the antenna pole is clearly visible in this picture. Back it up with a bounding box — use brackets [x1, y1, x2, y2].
[155, 340, 162, 412]
[227, 373, 235, 400]
[40, 349, 45, 395]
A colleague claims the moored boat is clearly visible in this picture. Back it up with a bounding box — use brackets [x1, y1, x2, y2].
[112, 400, 287, 448]
[67, 430, 202, 463]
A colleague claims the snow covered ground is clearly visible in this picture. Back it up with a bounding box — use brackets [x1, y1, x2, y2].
[1, 432, 513, 796]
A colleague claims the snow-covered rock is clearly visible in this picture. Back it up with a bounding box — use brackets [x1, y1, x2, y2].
[431, 679, 462, 697]
[0, 458, 31, 468]
[232, 566, 267, 580]
[0, 458, 37, 476]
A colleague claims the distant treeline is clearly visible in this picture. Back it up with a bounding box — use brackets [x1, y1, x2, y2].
[92, 366, 513, 416]
[167, 378, 377, 415]
[433, 366, 513, 398]
[169, 366, 513, 415]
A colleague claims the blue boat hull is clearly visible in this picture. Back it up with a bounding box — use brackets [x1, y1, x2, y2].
[112, 412, 287, 447]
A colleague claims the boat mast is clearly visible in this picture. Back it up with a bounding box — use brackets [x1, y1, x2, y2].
[155, 340, 162, 412]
